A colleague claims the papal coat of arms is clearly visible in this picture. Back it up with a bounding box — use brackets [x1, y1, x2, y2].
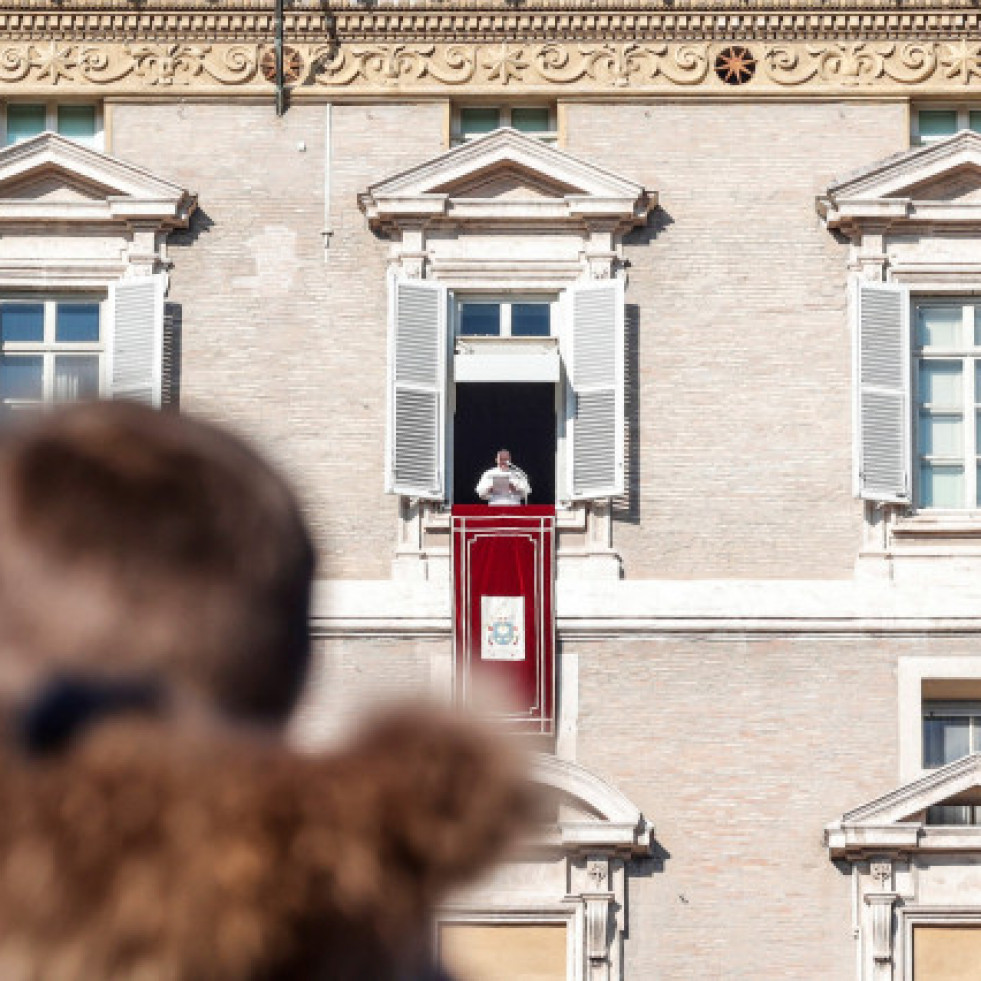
[480, 595, 525, 661]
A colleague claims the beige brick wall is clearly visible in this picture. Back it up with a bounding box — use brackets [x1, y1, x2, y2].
[566, 101, 908, 580]
[571, 631, 981, 980]
[111, 101, 446, 579]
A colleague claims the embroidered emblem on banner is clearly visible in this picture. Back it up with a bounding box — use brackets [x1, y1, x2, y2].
[481, 595, 525, 661]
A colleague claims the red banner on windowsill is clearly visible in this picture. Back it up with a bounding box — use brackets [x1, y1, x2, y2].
[452, 506, 555, 737]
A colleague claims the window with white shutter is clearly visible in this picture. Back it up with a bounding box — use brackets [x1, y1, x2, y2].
[386, 278, 448, 499]
[854, 279, 910, 503]
[563, 279, 625, 500]
[107, 274, 166, 408]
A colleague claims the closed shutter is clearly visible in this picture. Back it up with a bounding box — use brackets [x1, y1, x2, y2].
[564, 279, 625, 499]
[106, 274, 166, 407]
[386, 278, 448, 499]
[854, 279, 910, 502]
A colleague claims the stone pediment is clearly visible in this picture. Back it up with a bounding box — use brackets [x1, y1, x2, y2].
[818, 131, 981, 231]
[359, 128, 653, 234]
[826, 753, 981, 858]
[531, 753, 651, 855]
[0, 131, 194, 226]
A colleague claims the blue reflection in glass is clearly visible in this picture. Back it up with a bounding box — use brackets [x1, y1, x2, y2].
[56, 303, 100, 343]
[1, 303, 44, 343]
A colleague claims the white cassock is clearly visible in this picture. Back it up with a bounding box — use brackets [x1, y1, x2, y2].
[475, 466, 531, 506]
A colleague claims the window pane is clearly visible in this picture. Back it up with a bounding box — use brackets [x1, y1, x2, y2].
[460, 107, 500, 136]
[56, 105, 96, 142]
[511, 303, 551, 337]
[920, 361, 963, 407]
[971, 111, 981, 134]
[459, 303, 501, 336]
[919, 413, 963, 456]
[917, 306, 962, 348]
[0, 355, 43, 399]
[919, 109, 959, 140]
[54, 355, 99, 401]
[920, 464, 965, 508]
[6, 104, 46, 144]
[925, 715, 972, 766]
[511, 107, 550, 133]
[0, 303, 44, 343]
[55, 302, 100, 343]
[926, 804, 976, 825]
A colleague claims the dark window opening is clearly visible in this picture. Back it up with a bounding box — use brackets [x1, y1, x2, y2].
[453, 382, 556, 505]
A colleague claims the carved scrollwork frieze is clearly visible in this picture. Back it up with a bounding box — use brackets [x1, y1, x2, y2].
[0, 40, 980, 94]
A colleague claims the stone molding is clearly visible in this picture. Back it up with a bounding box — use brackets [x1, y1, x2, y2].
[6, 2, 981, 46]
[5, 39, 981, 95]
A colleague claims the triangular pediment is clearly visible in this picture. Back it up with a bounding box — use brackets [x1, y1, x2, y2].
[360, 128, 653, 233]
[819, 131, 981, 228]
[0, 132, 194, 226]
[433, 162, 584, 201]
[826, 753, 981, 857]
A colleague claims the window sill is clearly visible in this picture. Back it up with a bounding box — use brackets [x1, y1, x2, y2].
[892, 513, 981, 540]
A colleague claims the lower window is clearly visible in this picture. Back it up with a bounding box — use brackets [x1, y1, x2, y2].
[0, 297, 104, 413]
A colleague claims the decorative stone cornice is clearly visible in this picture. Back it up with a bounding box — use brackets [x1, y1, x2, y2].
[6, 2, 981, 46]
[4, 38, 981, 95]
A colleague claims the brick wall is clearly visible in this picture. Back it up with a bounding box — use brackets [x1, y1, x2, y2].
[566, 101, 907, 580]
[572, 630, 978, 979]
[111, 101, 446, 579]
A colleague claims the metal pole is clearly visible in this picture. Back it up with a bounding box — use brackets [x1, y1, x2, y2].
[275, 0, 285, 116]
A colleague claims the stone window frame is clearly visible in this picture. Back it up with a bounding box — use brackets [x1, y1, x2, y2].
[898, 657, 981, 783]
[897, 906, 981, 980]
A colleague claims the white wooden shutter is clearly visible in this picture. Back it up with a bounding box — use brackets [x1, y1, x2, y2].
[564, 279, 625, 499]
[106, 274, 165, 407]
[386, 278, 448, 499]
[854, 279, 910, 502]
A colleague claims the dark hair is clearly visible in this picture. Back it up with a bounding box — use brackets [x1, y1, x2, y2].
[0, 402, 315, 725]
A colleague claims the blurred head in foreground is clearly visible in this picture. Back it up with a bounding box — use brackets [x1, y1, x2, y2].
[0, 399, 314, 721]
[0, 402, 531, 981]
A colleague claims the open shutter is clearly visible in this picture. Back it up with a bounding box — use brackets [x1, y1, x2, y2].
[564, 279, 625, 499]
[106, 274, 165, 407]
[854, 279, 910, 502]
[386, 278, 448, 499]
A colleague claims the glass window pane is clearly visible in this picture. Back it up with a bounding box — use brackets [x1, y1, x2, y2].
[511, 303, 551, 337]
[920, 464, 965, 508]
[917, 306, 962, 348]
[919, 413, 963, 457]
[920, 361, 963, 407]
[54, 355, 100, 401]
[926, 804, 976, 825]
[460, 107, 500, 136]
[56, 105, 96, 142]
[0, 355, 43, 399]
[55, 303, 100, 343]
[459, 303, 501, 336]
[971, 111, 981, 134]
[0, 303, 44, 343]
[919, 109, 959, 140]
[924, 715, 972, 766]
[6, 104, 46, 144]
[511, 107, 550, 133]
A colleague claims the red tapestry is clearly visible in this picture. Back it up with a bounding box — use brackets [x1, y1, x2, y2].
[452, 505, 555, 737]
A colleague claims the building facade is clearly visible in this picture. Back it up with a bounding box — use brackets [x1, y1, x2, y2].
[5, 2, 981, 978]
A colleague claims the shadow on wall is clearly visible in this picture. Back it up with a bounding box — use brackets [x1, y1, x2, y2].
[612, 301, 641, 525]
[168, 207, 215, 250]
[612, 208, 673, 526]
[162, 303, 182, 409]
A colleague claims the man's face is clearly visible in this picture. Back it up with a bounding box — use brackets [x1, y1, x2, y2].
[497, 451, 510, 469]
